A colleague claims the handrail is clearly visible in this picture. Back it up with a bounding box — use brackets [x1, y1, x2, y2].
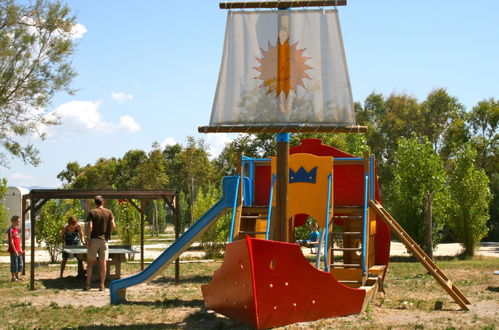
[265, 174, 276, 240]
[323, 173, 333, 272]
[370, 155, 375, 199]
[315, 228, 326, 269]
[228, 176, 241, 243]
[361, 174, 369, 275]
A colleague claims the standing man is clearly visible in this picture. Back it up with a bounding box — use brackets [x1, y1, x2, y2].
[85, 195, 116, 291]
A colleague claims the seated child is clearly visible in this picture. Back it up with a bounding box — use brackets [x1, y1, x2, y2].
[60, 216, 85, 278]
[296, 221, 320, 248]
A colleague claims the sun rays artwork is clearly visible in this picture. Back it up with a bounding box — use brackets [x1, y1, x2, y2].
[254, 38, 312, 98]
[210, 9, 355, 126]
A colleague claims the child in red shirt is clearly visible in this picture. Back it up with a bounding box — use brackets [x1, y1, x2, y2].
[7, 215, 24, 281]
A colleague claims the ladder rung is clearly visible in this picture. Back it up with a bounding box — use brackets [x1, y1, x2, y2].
[330, 264, 361, 268]
[239, 231, 266, 235]
[333, 216, 363, 219]
[332, 248, 362, 252]
[333, 231, 362, 236]
[241, 215, 260, 219]
[338, 280, 362, 284]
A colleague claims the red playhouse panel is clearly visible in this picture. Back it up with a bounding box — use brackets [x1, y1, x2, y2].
[203, 237, 367, 329]
[254, 165, 271, 206]
[290, 138, 391, 266]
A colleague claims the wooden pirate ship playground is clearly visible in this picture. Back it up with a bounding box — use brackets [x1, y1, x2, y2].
[109, 1, 470, 328]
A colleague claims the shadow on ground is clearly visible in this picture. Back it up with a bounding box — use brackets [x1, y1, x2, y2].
[486, 286, 499, 292]
[151, 274, 212, 285]
[40, 276, 115, 290]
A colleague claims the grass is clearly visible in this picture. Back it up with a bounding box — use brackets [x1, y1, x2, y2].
[0, 256, 497, 329]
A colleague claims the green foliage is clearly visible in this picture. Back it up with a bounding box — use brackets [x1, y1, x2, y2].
[390, 136, 450, 252]
[0, 0, 78, 166]
[0, 178, 9, 246]
[165, 137, 217, 225]
[294, 217, 315, 241]
[115, 200, 141, 247]
[448, 145, 491, 256]
[37, 199, 84, 262]
[194, 185, 228, 258]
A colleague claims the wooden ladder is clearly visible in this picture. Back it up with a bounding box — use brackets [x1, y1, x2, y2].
[235, 206, 269, 240]
[370, 200, 471, 310]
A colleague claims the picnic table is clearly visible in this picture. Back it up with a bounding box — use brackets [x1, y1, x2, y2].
[62, 245, 138, 280]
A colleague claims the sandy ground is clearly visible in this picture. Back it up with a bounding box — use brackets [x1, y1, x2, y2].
[1, 241, 497, 263]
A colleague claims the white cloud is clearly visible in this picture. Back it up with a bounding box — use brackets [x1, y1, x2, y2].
[118, 115, 140, 132]
[112, 92, 133, 103]
[70, 23, 87, 40]
[42, 100, 141, 137]
[161, 137, 178, 149]
[206, 133, 235, 159]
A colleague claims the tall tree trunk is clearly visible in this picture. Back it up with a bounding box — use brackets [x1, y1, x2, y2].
[153, 201, 159, 236]
[423, 191, 434, 259]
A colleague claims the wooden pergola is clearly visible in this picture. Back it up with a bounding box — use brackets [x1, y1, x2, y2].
[20, 189, 180, 290]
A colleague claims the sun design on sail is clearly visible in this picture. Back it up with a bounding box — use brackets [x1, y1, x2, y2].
[254, 38, 312, 97]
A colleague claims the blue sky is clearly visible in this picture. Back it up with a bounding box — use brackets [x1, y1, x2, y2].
[3, 0, 498, 188]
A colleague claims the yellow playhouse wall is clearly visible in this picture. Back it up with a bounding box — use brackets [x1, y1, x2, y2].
[271, 153, 334, 229]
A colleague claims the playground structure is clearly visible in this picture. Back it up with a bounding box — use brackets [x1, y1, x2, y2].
[107, 138, 469, 328]
[106, 1, 470, 328]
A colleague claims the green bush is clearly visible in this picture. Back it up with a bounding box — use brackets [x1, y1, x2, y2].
[37, 199, 84, 262]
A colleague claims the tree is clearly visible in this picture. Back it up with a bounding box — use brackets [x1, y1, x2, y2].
[0, 0, 78, 166]
[194, 185, 229, 258]
[56, 161, 81, 188]
[467, 98, 498, 171]
[420, 88, 466, 153]
[167, 137, 217, 226]
[390, 136, 450, 256]
[467, 98, 498, 241]
[0, 178, 9, 245]
[37, 199, 83, 262]
[448, 145, 491, 257]
[69, 157, 119, 189]
[115, 199, 141, 249]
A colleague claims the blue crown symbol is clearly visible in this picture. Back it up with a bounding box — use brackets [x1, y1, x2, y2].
[289, 166, 317, 184]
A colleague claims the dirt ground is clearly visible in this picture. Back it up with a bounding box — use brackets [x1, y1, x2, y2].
[3, 254, 496, 329]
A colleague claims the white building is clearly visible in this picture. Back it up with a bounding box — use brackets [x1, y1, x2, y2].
[2, 186, 31, 239]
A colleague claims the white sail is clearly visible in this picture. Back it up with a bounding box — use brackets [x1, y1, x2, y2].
[210, 9, 355, 127]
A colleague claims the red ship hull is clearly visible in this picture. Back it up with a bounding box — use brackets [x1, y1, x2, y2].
[202, 237, 375, 329]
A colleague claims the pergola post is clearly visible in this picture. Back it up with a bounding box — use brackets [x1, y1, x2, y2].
[140, 200, 146, 270]
[174, 194, 180, 284]
[29, 197, 37, 290]
[21, 196, 27, 276]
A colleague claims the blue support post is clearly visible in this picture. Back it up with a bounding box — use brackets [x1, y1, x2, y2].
[323, 173, 333, 272]
[228, 176, 241, 243]
[361, 174, 369, 275]
[265, 174, 277, 240]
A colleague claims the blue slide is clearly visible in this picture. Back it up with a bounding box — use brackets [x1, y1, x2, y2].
[110, 176, 239, 304]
